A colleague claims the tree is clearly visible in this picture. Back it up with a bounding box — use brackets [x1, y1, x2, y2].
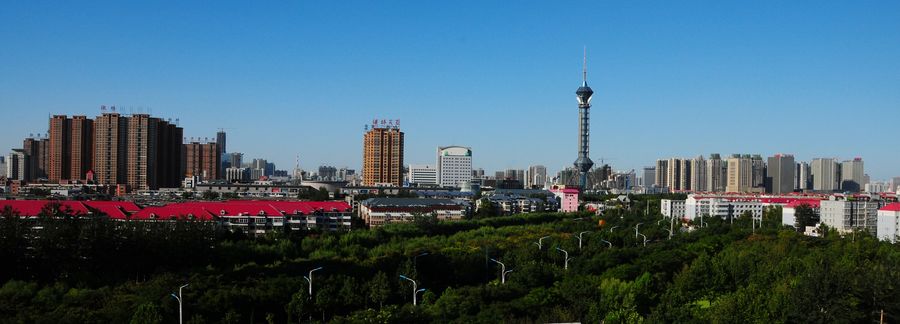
[181, 191, 194, 200]
[794, 204, 817, 229]
[201, 191, 219, 200]
[368, 272, 391, 309]
[475, 198, 495, 219]
[286, 290, 309, 323]
[129, 303, 163, 324]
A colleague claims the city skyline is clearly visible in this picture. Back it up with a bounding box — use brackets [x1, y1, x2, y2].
[2, 2, 900, 179]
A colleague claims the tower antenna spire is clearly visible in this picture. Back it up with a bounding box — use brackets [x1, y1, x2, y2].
[582, 46, 587, 84]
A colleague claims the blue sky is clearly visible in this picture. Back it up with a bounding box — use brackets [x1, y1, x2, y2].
[2, 1, 899, 179]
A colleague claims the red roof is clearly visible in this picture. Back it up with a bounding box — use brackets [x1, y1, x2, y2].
[0, 200, 90, 217]
[130, 205, 215, 220]
[880, 203, 900, 212]
[83, 201, 141, 219]
[785, 200, 821, 209]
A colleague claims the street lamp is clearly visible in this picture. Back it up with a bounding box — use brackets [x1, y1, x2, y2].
[303, 267, 323, 298]
[170, 284, 189, 324]
[638, 233, 648, 247]
[634, 223, 643, 239]
[609, 225, 619, 233]
[534, 235, 551, 250]
[600, 239, 613, 248]
[413, 252, 429, 271]
[489, 258, 510, 284]
[555, 247, 572, 270]
[399, 275, 422, 306]
[576, 231, 590, 250]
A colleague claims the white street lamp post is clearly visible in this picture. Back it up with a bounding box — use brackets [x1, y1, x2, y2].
[170, 284, 189, 324]
[489, 258, 509, 284]
[577, 231, 590, 250]
[303, 267, 323, 298]
[399, 275, 421, 306]
[638, 233, 648, 247]
[634, 223, 643, 240]
[534, 235, 551, 250]
[600, 239, 613, 248]
[555, 247, 572, 270]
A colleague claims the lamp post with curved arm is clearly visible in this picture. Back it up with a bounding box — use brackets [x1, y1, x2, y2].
[399, 275, 422, 306]
[534, 235, 551, 250]
[303, 267, 323, 298]
[600, 239, 613, 248]
[555, 247, 572, 270]
[489, 258, 511, 284]
[576, 231, 590, 250]
[170, 284, 189, 324]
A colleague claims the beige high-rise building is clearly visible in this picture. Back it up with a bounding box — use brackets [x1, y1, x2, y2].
[655, 159, 669, 189]
[726, 156, 753, 193]
[811, 158, 839, 192]
[690, 156, 707, 192]
[363, 127, 404, 186]
[94, 112, 128, 186]
[126, 114, 159, 190]
[666, 158, 682, 191]
[706, 154, 726, 192]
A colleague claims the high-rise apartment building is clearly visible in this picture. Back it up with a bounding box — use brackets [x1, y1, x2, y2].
[796, 161, 811, 191]
[811, 158, 839, 192]
[840, 158, 865, 192]
[706, 154, 727, 192]
[666, 159, 681, 191]
[183, 141, 220, 181]
[0, 156, 6, 178]
[726, 156, 753, 193]
[362, 127, 404, 186]
[70, 116, 93, 181]
[690, 156, 707, 192]
[526, 165, 548, 189]
[655, 159, 669, 189]
[94, 113, 128, 186]
[227, 153, 243, 170]
[766, 154, 795, 194]
[126, 114, 160, 190]
[437, 146, 472, 187]
[23, 137, 48, 181]
[6, 150, 27, 181]
[750, 154, 766, 189]
[48, 115, 71, 182]
[642, 166, 656, 188]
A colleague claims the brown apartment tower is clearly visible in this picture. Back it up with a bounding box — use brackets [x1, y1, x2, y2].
[94, 112, 129, 186]
[362, 127, 404, 186]
[183, 141, 220, 181]
[48, 115, 95, 182]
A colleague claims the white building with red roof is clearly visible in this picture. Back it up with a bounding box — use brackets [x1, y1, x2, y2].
[877, 203, 900, 242]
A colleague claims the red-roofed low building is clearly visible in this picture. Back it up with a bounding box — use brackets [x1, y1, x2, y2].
[877, 203, 900, 242]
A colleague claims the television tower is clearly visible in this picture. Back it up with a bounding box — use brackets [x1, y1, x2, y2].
[573, 48, 595, 189]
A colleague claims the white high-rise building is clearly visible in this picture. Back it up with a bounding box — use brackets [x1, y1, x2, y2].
[797, 161, 811, 190]
[526, 165, 548, 189]
[642, 167, 656, 188]
[408, 164, 437, 186]
[811, 158, 839, 192]
[6, 150, 26, 181]
[437, 146, 472, 187]
[840, 158, 865, 192]
[820, 197, 883, 235]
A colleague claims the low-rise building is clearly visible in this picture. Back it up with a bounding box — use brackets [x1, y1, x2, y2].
[550, 185, 579, 212]
[359, 198, 469, 227]
[819, 196, 885, 235]
[661, 199, 686, 219]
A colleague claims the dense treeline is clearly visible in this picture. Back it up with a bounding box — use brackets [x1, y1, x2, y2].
[1, 198, 899, 323]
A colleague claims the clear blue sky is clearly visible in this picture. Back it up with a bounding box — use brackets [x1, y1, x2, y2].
[2, 1, 899, 179]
